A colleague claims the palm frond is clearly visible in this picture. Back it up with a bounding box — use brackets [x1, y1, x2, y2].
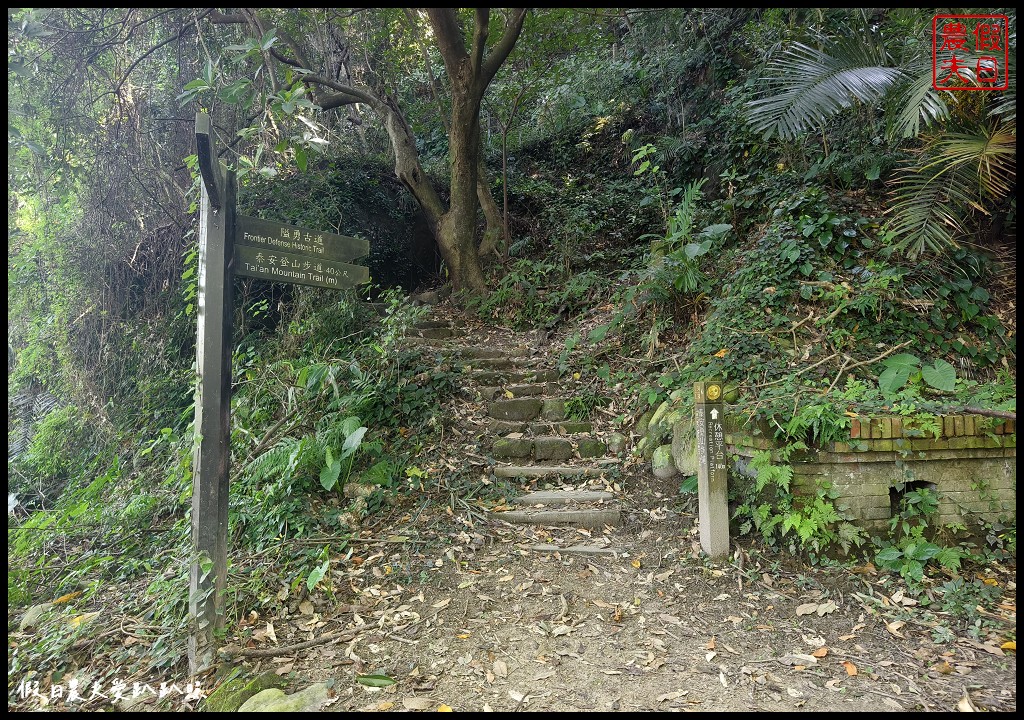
[988, 71, 1016, 122]
[884, 53, 949, 139]
[884, 156, 978, 259]
[746, 41, 902, 140]
[923, 124, 1017, 202]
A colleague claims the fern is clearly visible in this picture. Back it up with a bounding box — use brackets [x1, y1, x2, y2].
[247, 437, 300, 485]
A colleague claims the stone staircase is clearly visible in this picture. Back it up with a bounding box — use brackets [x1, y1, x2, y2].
[406, 311, 625, 553]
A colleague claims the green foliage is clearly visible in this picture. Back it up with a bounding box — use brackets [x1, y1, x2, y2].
[319, 418, 369, 492]
[229, 289, 459, 548]
[564, 392, 611, 421]
[6, 6, 1016, 681]
[745, 12, 1015, 259]
[875, 486, 963, 585]
[734, 447, 867, 557]
[13, 404, 100, 503]
[468, 259, 608, 330]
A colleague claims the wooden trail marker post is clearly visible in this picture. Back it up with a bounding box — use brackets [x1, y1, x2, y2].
[188, 113, 368, 674]
[694, 381, 729, 559]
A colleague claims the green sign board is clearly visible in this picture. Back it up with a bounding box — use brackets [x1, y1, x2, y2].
[234, 215, 370, 289]
[235, 244, 369, 289]
[235, 215, 370, 264]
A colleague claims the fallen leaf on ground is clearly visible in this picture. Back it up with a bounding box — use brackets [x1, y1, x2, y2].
[796, 603, 818, 616]
[812, 647, 828, 658]
[68, 612, 101, 628]
[956, 689, 979, 712]
[885, 621, 906, 638]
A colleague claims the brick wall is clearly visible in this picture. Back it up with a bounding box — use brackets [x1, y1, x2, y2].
[723, 415, 1016, 535]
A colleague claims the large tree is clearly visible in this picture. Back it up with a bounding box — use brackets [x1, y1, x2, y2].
[206, 7, 528, 295]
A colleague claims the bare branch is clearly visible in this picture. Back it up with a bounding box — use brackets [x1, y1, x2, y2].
[300, 74, 380, 109]
[105, 10, 212, 100]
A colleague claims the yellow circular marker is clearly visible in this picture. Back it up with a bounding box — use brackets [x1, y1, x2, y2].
[706, 384, 721, 401]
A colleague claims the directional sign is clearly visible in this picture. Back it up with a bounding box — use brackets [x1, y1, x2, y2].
[235, 245, 369, 289]
[236, 215, 369, 263]
[695, 380, 729, 560]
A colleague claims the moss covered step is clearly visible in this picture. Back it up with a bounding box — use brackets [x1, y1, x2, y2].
[492, 435, 608, 460]
[461, 356, 518, 370]
[407, 322, 459, 340]
[488, 398, 543, 421]
[477, 383, 559, 401]
[455, 346, 533, 360]
[487, 397, 571, 421]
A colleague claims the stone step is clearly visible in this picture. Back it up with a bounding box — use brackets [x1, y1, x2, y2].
[404, 335, 455, 348]
[410, 326, 459, 340]
[494, 507, 620, 529]
[477, 383, 559, 401]
[488, 419, 594, 435]
[491, 464, 607, 479]
[492, 435, 608, 461]
[463, 356, 516, 370]
[412, 319, 451, 330]
[512, 490, 614, 505]
[469, 369, 559, 384]
[455, 346, 532, 360]
[488, 398, 566, 422]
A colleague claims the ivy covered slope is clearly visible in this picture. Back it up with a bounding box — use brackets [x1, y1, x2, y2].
[476, 8, 1015, 418]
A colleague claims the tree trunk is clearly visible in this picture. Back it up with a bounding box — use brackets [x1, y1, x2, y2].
[437, 89, 488, 295]
[233, 7, 527, 297]
[476, 147, 504, 260]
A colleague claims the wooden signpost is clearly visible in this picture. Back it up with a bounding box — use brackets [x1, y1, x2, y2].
[188, 113, 368, 674]
[694, 380, 729, 560]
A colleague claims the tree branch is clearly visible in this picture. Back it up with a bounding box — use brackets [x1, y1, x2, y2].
[301, 74, 381, 109]
[480, 9, 528, 88]
[403, 8, 450, 133]
[471, 9, 490, 81]
[949, 407, 1016, 420]
[426, 8, 468, 72]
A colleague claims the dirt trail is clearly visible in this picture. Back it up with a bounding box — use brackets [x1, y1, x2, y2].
[226, 304, 1016, 713]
